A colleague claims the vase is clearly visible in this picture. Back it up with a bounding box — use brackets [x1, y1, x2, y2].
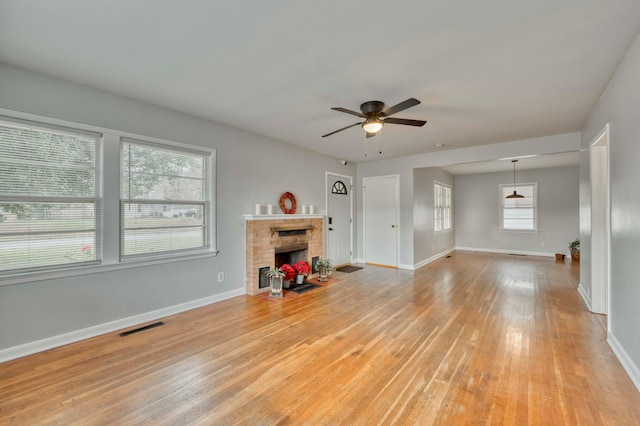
[571, 252, 580, 262]
[269, 276, 283, 298]
[317, 266, 329, 282]
[295, 274, 305, 284]
[283, 279, 291, 289]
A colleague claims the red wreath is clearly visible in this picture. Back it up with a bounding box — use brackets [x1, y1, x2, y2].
[279, 192, 297, 214]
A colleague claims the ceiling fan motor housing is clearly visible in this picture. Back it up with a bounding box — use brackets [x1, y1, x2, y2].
[360, 101, 385, 116]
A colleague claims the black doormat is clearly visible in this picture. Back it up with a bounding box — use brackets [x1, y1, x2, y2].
[336, 265, 363, 273]
[288, 282, 321, 294]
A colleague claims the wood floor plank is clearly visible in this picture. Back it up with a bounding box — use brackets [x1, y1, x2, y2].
[1, 251, 639, 425]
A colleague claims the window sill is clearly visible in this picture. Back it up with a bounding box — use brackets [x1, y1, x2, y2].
[435, 229, 453, 235]
[499, 228, 538, 233]
[0, 249, 218, 287]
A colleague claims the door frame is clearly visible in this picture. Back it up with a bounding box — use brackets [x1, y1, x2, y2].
[589, 123, 611, 318]
[325, 171, 353, 264]
[362, 174, 400, 267]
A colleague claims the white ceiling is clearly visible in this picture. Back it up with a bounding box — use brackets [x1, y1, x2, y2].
[1, 1, 639, 162]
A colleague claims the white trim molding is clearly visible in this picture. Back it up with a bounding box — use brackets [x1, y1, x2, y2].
[577, 283, 592, 311]
[0, 287, 245, 363]
[608, 332, 640, 392]
[455, 246, 555, 258]
[414, 248, 456, 270]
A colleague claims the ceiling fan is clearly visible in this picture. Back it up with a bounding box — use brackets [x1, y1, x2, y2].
[322, 98, 427, 138]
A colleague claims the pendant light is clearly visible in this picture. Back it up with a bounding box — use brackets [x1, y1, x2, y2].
[506, 159, 525, 199]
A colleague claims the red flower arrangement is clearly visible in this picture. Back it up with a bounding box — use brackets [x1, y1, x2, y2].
[293, 261, 310, 276]
[279, 264, 296, 281]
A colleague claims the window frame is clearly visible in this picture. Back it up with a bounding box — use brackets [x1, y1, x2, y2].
[0, 109, 217, 286]
[119, 137, 214, 261]
[434, 181, 453, 234]
[499, 182, 538, 232]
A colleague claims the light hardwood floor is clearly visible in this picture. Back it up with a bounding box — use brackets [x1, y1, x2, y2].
[2, 251, 640, 425]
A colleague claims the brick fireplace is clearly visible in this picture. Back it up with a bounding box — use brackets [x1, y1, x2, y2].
[244, 214, 323, 295]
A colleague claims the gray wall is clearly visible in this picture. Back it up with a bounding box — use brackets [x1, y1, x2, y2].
[454, 166, 579, 255]
[0, 62, 356, 352]
[580, 33, 640, 379]
[413, 168, 454, 265]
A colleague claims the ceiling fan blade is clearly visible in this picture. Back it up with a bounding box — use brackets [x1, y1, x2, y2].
[381, 98, 420, 117]
[331, 107, 366, 118]
[384, 117, 427, 127]
[366, 132, 376, 138]
[322, 122, 362, 138]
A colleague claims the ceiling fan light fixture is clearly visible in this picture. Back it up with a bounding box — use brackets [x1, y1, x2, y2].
[362, 118, 383, 134]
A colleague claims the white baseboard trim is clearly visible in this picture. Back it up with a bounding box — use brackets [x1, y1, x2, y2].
[354, 258, 365, 264]
[0, 287, 246, 364]
[398, 263, 414, 270]
[414, 248, 456, 270]
[455, 246, 555, 258]
[608, 331, 640, 393]
[577, 283, 592, 311]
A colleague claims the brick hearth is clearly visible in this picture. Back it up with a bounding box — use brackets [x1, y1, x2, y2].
[244, 214, 323, 295]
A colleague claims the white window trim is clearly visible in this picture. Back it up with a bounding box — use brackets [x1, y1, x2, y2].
[0, 108, 217, 287]
[499, 182, 538, 232]
[434, 181, 453, 234]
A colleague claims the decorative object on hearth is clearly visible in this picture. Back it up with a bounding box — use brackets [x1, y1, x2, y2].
[280, 263, 295, 289]
[254, 204, 262, 215]
[279, 191, 297, 214]
[267, 204, 274, 215]
[314, 258, 334, 282]
[569, 239, 580, 261]
[293, 260, 310, 284]
[265, 268, 285, 298]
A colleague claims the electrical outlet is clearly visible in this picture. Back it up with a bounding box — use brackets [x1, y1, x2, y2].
[540, 241, 545, 247]
[218, 272, 224, 282]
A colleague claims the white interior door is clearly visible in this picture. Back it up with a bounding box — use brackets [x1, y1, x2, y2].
[363, 175, 399, 267]
[326, 173, 352, 266]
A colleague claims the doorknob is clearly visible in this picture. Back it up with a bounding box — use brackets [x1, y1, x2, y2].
[391, 225, 396, 228]
[329, 227, 334, 231]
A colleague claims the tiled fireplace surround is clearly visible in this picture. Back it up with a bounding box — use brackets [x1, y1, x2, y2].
[244, 214, 323, 295]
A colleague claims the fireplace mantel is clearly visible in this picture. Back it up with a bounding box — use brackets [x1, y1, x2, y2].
[243, 214, 324, 220]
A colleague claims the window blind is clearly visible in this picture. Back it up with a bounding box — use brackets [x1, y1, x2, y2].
[500, 184, 537, 230]
[0, 117, 101, 274]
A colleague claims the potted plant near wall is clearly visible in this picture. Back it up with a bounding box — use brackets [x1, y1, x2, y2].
[265, 268, 285, 298]
[293, 261, 310, 284]
[314, 258, 334, 282]
[280, 264, 296, 289]
[569, 239, 580, 261]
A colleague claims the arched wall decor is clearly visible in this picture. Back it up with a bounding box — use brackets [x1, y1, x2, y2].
[331, 180, 348, 195]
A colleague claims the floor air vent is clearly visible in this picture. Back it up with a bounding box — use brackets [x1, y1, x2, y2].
[119, 321, 165, 337]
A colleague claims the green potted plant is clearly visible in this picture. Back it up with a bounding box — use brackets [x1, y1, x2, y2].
[314, 258, 334, 282]
[265, 268, 285, 298]
[569, 239, 580, 262]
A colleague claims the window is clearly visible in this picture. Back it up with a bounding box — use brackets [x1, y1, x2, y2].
[121, 139, 210, 258]
[0, 116, 101, 274]
[434, 182, 452, 232]
[499, 183, 537, 231]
